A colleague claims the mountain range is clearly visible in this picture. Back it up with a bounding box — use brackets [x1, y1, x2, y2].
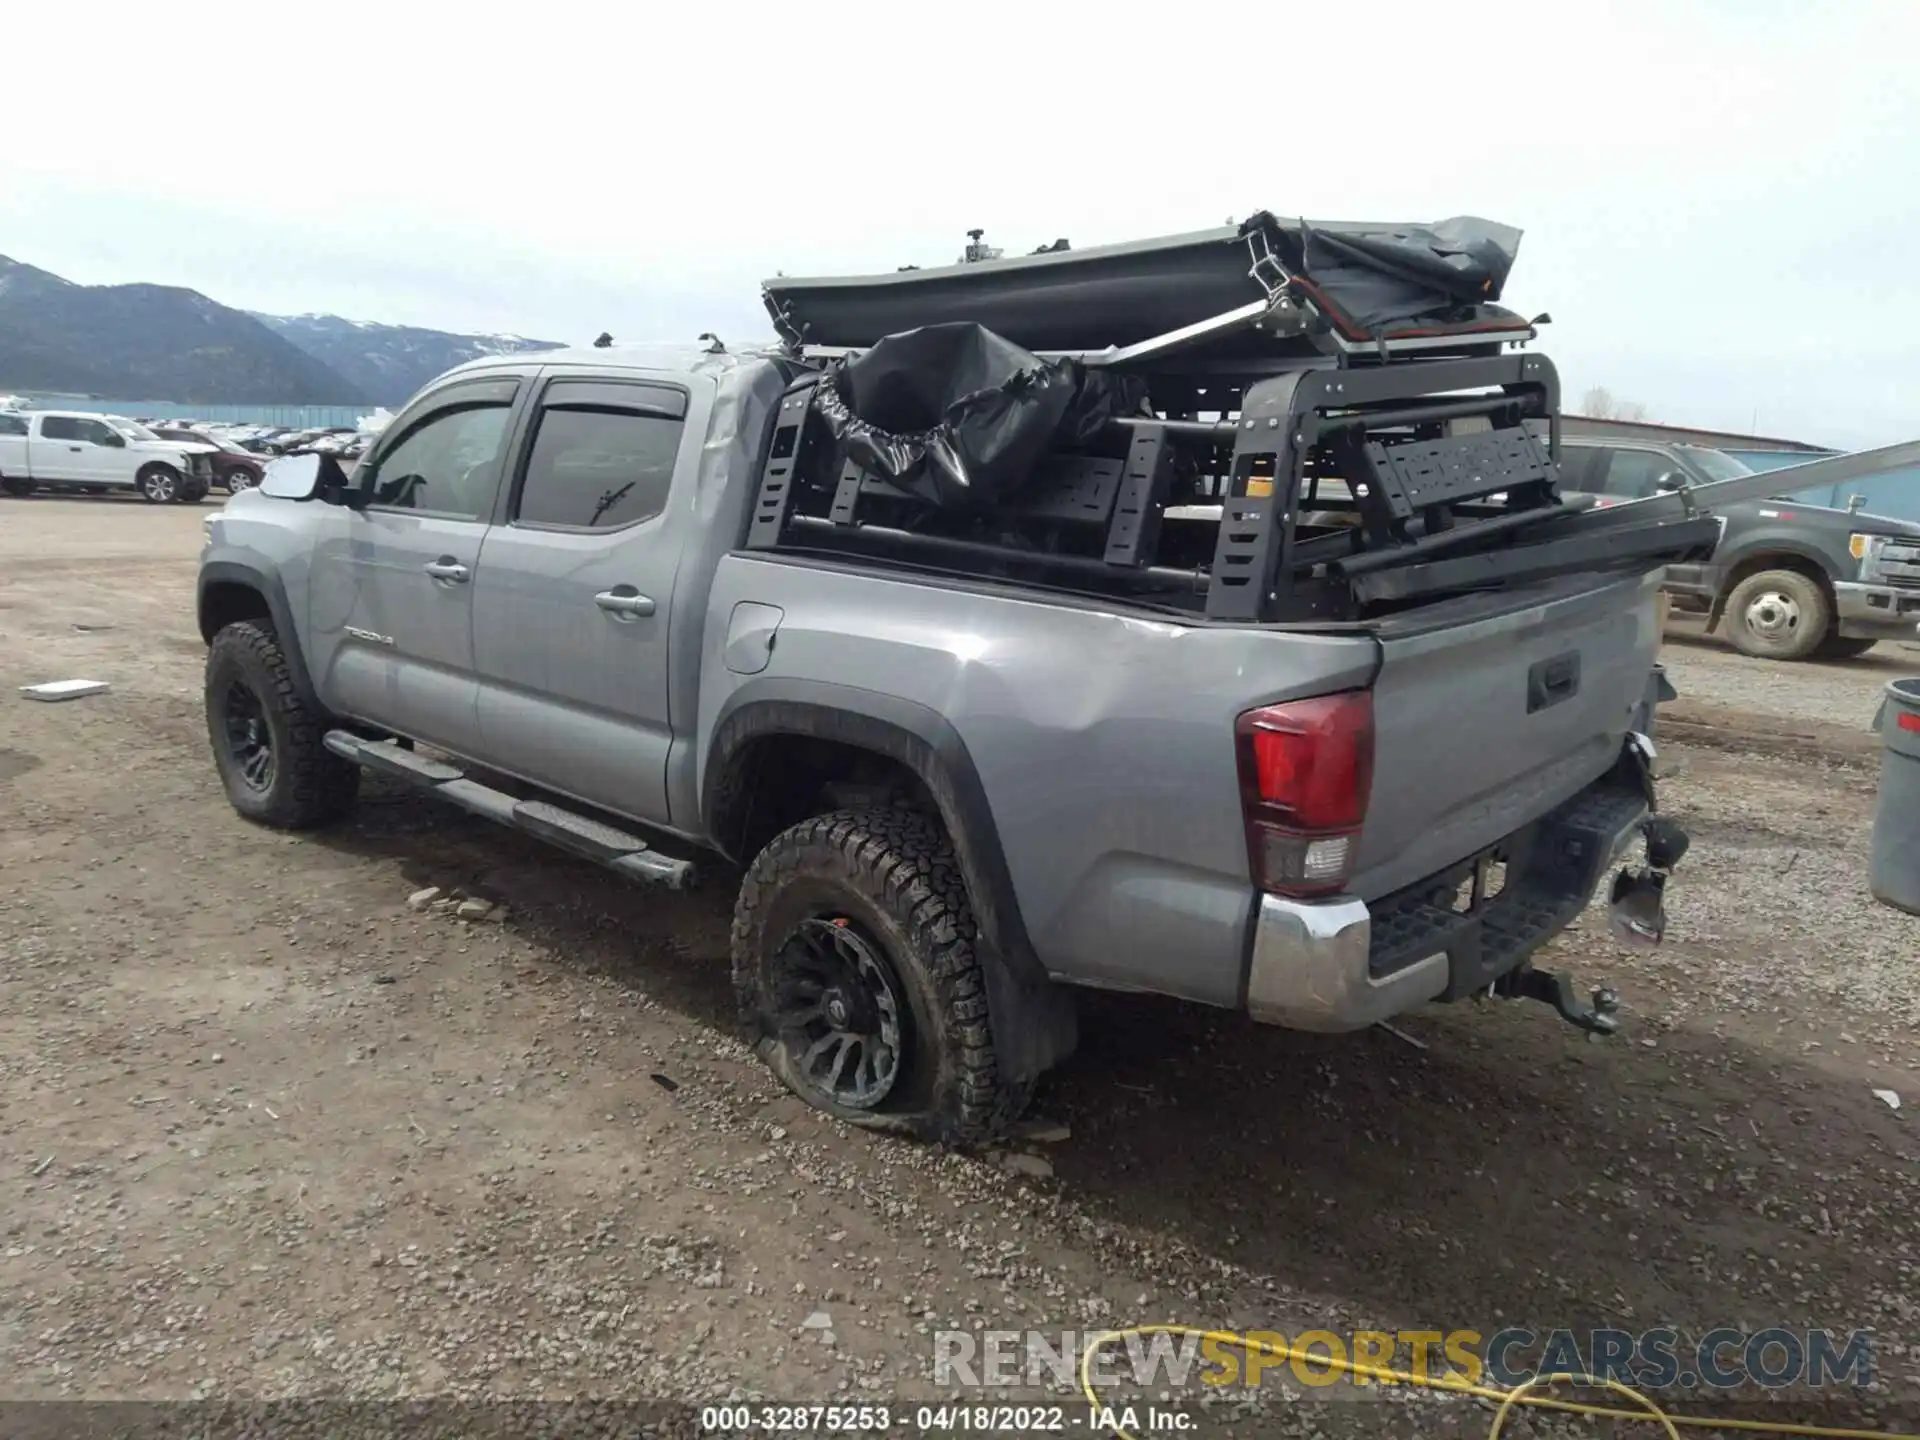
[0, 255, 564, 407]
[249, 313, 563, 407]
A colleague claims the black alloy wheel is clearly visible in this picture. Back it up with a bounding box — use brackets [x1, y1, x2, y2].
[771, 916, 906, 1110]
[221, 678, 276, 794]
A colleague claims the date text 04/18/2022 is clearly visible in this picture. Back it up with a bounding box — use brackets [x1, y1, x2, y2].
[697, 1403, 1196, 1433]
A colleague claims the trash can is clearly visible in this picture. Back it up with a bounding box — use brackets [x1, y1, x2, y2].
[1869, 678, 1920, 915]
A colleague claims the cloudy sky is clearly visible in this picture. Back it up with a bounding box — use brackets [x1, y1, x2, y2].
[6, 0, 1917, 448]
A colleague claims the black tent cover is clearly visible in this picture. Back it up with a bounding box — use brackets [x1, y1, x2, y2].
[764, 212, 1526, 353]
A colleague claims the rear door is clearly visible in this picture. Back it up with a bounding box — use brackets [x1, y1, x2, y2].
[305, 376, 523, 754]
[469, 374, 702, 827]
[1353, 567, 1661, 901]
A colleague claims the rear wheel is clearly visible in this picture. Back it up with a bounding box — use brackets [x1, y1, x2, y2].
[732, 809, 1029, 1143]
[136, 464, 181, 504]
[226, 470, 258, 494]
[206, 620, 359, 828]
[0, 476, 35, 497]
[1723, 568, 1830, 661]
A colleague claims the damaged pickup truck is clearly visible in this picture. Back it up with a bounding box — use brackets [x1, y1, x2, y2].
[198, 211, 1711, 1141]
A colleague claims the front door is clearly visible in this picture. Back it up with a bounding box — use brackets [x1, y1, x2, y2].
[305, 377, 522, 755]
[33, 415, 116, 484]
[470, 375, 698, 827]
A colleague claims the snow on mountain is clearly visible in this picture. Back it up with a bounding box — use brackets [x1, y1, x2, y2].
[252, 313, 566, 405]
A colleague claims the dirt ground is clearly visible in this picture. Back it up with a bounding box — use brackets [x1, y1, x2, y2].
[3, 494, 1917, 1437]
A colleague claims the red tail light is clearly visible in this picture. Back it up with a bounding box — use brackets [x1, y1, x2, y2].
[1235, 690, 1375, 897]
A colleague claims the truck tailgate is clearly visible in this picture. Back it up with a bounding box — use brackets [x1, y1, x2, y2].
[1350, 568, 1660, 900]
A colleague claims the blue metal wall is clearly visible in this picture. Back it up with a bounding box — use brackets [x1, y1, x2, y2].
[1722, 448, 1920, 525]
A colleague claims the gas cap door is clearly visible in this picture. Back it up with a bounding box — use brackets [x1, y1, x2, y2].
[723, 602, 784, 675]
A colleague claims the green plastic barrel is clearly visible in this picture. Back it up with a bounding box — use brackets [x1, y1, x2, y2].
[1870, 678, 1920, 915]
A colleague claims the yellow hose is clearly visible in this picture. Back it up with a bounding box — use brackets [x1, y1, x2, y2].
[1076, 1326, 1918, 1440]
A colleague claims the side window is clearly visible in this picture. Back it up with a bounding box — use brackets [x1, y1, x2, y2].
[1599, 450, 1669, 500]
[1555, 446, 1603, 493]
[79, 419, 116, 445]
[39, 416, 82, 441]
[364, 402, 512, 519]
[0, 414, 27, 437]
[514, 393, 685, 530]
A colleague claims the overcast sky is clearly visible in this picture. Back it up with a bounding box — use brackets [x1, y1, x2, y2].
[6, 0, 1917, 448]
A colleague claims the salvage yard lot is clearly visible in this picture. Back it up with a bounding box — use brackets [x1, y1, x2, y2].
[2, 497, 1917, 1434]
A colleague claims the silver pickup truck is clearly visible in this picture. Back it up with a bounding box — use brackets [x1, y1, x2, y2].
[198, 217, 1706, 1140]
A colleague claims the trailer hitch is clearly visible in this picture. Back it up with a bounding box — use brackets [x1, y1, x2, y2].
[1497, 806, 1691, 1039]
[1496, 967, 1622, 1037]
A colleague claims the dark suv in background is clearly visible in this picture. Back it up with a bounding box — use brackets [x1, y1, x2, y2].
[1559, 437, 1920, 661]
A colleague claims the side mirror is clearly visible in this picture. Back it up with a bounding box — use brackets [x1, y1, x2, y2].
[1848, 494, 1867, 514]
[100, 431, 127, 448]
[259, 451, 352, 502]
[1654, 472, 1686, 494]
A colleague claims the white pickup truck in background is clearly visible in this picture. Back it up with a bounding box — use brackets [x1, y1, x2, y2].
[0, 410, 219, 502]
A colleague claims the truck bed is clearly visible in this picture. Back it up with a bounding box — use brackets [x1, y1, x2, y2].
[697, 542, 1664, 1009]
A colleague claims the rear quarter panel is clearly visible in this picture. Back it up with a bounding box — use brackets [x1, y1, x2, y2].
[695, 556, 1377, 1006]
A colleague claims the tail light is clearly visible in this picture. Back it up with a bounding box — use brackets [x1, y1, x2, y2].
[1235, 690, 1374, 897]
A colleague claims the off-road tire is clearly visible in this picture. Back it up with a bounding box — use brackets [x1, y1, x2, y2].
[732, 808, 1031, 1144]
[136, 464, 181, 504]
[0, 475, 35, 498]
[1723, 568, 1831, 662]
[1815, 635, 1878, 662]
[206, 620, 359, 829]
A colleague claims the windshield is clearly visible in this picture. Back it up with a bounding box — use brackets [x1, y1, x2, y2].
[107, 418, 160, 442]
[1675, 445, 1754, 482]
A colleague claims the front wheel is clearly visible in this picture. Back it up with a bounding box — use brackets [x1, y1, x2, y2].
[136, 464, 181, 503]
[732, 809, 1029, 1143]
[178, 480, 210, 504]
[206, 620, 359, 828]
[1723, 568, 1831, 661]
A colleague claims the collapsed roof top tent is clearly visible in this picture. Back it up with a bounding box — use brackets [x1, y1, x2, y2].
[762, 213, 1538, 366]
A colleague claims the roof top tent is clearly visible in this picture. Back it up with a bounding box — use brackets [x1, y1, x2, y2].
[748, 214, 1725, 622]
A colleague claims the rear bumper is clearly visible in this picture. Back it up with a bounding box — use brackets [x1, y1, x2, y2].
[1245, 763, 1653, 1032]
[1833, 581, 1920, 639]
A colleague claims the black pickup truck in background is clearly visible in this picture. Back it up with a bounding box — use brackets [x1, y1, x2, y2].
[1557, 436, 1920, 661]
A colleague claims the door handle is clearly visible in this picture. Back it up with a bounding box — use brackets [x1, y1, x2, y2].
[423, 558, 470, 583]
[69, 445, 84, 452]
[595, 588, 656, 618]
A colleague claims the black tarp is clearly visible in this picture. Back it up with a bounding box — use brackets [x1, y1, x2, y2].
[1261, 213, 1523, 337]
[813, 322, 1144, 509]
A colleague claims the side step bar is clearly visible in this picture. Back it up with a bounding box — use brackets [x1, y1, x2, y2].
[323, 731, 697, 891]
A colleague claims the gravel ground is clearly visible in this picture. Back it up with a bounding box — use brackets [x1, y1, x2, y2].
[1661, 616, 1919, 731]
[2, 497, 1917, 1437]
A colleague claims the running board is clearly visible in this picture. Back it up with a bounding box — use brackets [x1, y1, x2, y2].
[322, 731, 697, 891]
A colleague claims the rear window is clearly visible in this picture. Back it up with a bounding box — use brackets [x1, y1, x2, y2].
[1675, 445, 1753, 483]
[0, 414, 26, 437]
[515, 404, 683, 530]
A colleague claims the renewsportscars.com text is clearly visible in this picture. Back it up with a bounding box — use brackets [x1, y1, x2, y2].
[934, 1327, 1874, 1393]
